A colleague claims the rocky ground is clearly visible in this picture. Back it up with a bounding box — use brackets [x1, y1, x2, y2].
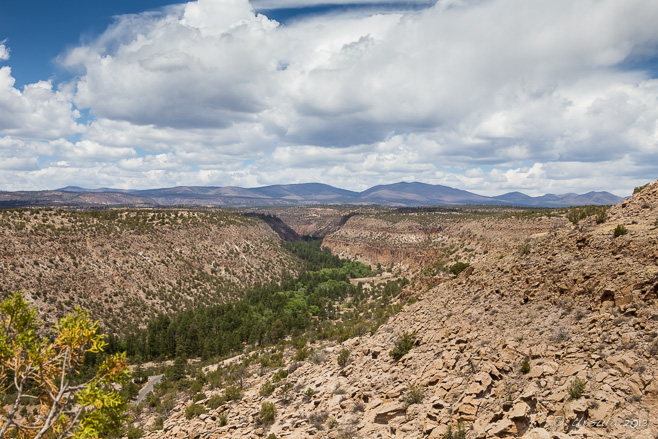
[130, 181, 658, 438]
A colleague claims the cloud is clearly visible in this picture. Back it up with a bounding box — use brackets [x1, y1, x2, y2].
[1, 0, 657, 196]
[0, 43, 9, 61]
[0, 66, 82, 140]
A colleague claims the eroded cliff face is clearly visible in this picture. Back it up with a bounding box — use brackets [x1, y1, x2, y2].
[322, 209, 567, 273]
[130, 182, 658, 439]
[0, 209, 297, 332]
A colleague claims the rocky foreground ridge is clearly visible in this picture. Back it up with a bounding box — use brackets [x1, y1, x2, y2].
[130, 181, 658, 438]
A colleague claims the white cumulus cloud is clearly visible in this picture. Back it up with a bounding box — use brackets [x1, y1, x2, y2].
[0, 0, 657, 196]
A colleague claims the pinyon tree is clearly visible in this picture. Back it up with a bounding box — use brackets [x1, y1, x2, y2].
[0, 292, 130, 438]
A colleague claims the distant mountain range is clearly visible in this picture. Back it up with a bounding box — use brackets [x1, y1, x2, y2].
[0, 182, 623, 208]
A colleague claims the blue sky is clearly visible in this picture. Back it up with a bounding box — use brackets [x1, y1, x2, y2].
[0, 0, 657, 195]
[0, 1, 181, 87]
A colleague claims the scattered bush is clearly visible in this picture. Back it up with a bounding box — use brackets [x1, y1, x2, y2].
[614, 224, 628, 237]
[448, 262, 470, 276]
[390, 331, 416, 361]
[568, 377, 587, 399]
[521, 358, 530, 374]
[518, 242, 532, 256]
[294, 347, 310, 361]
[443, 421, 467, 439]
[218, 413, 228, 427]
[308, 410, 328, 428]
[223, 385, 243, 402]
[566, 205, 608, 225]
[150, 416, 164, 431]
[272, 369, 288, 383]
[634, 183, 649, 194]
[352, 401, 365, 412]
[260, 381, 275, 397]
[207, 394, 224, 409]
[260, 401, 277, 425]
[403, 383, 424, 406]
[337, 348, 350, 367]
[126, 426, 145, 439]
[184, 403, 206, 419]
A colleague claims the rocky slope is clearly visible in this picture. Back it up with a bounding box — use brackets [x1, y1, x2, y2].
[0, 209, 298, 333]
[130, 181, 658, 438]
[322, 207, 567, 274]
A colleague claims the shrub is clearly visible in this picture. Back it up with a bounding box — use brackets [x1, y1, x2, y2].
[126, 426, 145, 439]
[272, 369, 288, 383]
[308, 410, 328, 428]
[151, 416, 164, 431]
[568, 377, 587, 399]
[337, 348, 350, 367]
[444, 421, 467, 439]
[518, 242, 531, 256]
[294, 347, 310, 361]
[260, 381, 275, 397]
[352, 401, 365, 412]
[521, 358, 530, 374]
[260, 401, 277, 424]
[280, 382, 293, 403]
[207, 394, 224, 409]
[614, 224, 628, 237]
[404, 383, 424, 406]
[218, 413, 227, 427]
[189, 380, 203, 394]
[390, 331, 416, 361]
[634, 183, 649, 194]
[184, 403, 206, 419]
[448, 262, 470, 276]
[566, 205, 608, 225]
[223, 385, 242, 402]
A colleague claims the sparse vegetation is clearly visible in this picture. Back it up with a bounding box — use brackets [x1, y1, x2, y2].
[448, 262, 470, 276]
[184, 403, 206, 419]
[444, 421, 467, 439]
[403, 383, 424, 406]
[614, 224, 628, 237]
[260, 381, 276, 397]
[566, 205, 608, 224]
[518, 241, 532, 256]
[260, 401, 277, 424]
[521, 358, 530, 374]
[390, 331, 416, 361]
[337, 348, 350, 367]
[634, 183, 649, 194]
[568, 377, 587, 399]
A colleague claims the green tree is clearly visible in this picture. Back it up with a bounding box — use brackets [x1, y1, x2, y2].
[0, 291, 130, 439]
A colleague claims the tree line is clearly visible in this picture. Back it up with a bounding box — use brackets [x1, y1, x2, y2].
[108, 238, 375, 361]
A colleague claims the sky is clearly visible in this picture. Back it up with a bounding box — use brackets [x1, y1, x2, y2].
[0, 0, 657, 196]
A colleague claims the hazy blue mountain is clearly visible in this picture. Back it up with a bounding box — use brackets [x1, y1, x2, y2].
[11, 182, 624, 208]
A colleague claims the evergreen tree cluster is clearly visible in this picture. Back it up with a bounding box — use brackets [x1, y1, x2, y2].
[112, 239, 376, 361]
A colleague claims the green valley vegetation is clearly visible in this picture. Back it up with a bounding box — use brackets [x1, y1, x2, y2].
[113, 238, 406, 361]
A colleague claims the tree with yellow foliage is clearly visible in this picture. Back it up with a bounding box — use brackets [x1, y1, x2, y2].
[0, 292, 130, 438]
